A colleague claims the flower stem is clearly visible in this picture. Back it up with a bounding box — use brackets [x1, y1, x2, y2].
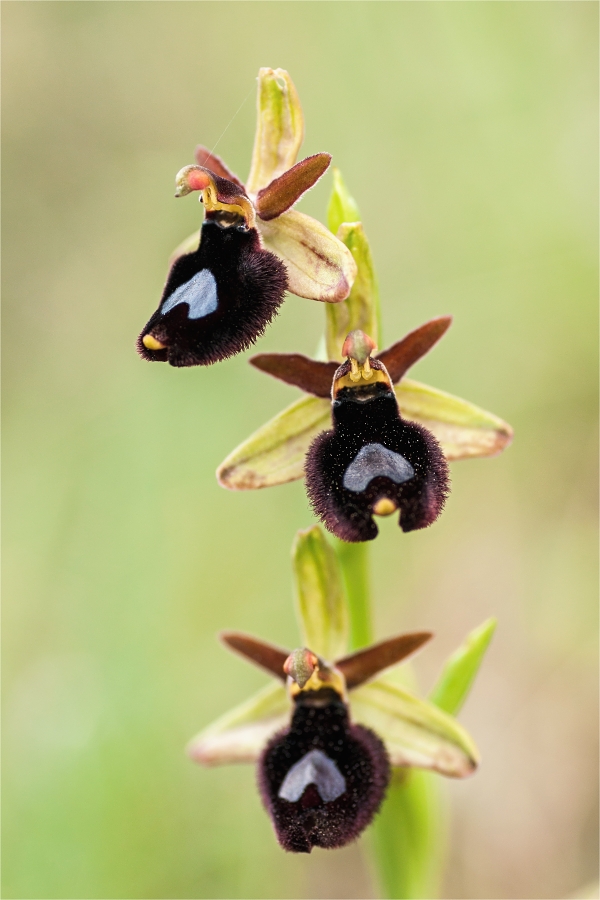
[334, 540, 373, 650]
[335, 538, 445, 900]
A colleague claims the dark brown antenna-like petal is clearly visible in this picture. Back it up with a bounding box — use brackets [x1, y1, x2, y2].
[336, 632, 432, 689]
[256, 153, 332, 221]
[377, 316, 453, 384]
[220, 632, 290, 681]
[250, 353, 338, 397]
[194, 145, 245, 188]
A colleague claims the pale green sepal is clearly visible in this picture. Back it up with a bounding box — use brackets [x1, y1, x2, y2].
[187, 681, 289, 766]
[350, 678, 479, 777]
[325, 222, 381, 361]
[292, 526, 349, 660]
[429, 618, 497, 715]
[397, 378, 514, 460]
[257, 209, 357, 303]
[168, 229, 200, 268]
[216, 394, 330, 490]
[370, 769, 446, 900]
[327, 167, 361, 236]
[246, 68, 303, 195]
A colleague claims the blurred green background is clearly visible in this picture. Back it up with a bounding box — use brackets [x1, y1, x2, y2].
[3, 3, 598, 898]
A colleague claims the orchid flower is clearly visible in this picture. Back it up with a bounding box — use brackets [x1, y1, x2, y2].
[137, 68, 356, 367]
[188, 527, 481, 853]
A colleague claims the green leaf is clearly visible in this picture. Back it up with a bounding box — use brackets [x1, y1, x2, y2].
[187, 681, 288, 766]
[397, 378, 513, 460]
[429, 618, 497, 715]
[216, 394, 330, 490]
[370, 769, 446, 900]
[327, 167, 361, 235]
[351, 677, 479, 777]
[292, 526, 349, 660]
[246, 68, 304, 195]
[325, 222, 381, 361]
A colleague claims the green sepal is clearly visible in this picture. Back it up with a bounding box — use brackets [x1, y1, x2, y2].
[292, 526, 349, 661]
[187, 681, 289, 766]
[246, 68, 304, 195]
[216, 394, 330, 490]
[327, 167, 360, 235]
[396, 379, 513, 460]
[350, 676, 479, 778]
[429, 618, 497, 715]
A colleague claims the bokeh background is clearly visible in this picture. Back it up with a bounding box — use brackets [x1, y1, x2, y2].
[3, 3, 598, 898]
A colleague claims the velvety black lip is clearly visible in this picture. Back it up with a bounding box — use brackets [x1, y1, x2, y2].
[305, 392, 450, 541]
[138, 220, 288, 367]
[259, 690, 390, 853]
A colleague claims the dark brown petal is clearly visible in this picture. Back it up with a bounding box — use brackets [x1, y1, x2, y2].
[336, 633, 433, 689]
[255, 153, 332, 221]
[377, 316, 453, 384]
[194, 145, 245, 188]
[220, 632, 290, 682]
[250, 353, 337, 397]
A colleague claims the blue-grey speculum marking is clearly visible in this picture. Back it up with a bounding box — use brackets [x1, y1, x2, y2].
[278, 749, 346, 804]
[161, 269, 218, 319]
[343, 443, 415, 493]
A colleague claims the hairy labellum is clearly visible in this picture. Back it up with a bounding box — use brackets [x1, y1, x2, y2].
[259, 688, 390, 853]
[305, 382, 449, 541]
[138, 219, 288, 367]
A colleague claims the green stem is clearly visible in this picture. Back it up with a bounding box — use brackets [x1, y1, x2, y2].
[335, 539, 445, 900]
[334, 540, 373, 650]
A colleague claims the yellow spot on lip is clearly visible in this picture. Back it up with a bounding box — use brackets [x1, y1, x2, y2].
[143, 334, 166, 351]
[373, 498, 397, 517]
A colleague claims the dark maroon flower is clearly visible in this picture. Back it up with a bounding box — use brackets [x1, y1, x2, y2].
[137, 167, 289, 367]
[249, 321, 451, 541]
[189, 628, 480, 852]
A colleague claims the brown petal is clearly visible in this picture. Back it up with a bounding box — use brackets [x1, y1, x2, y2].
[220, 632, 290, 681]
[194, 145, 245, 188]
[377, 316, 453, 384]
[337, 633, 433, 690]
[249, 353, 337, 397]
[256, 153, 331, 221]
